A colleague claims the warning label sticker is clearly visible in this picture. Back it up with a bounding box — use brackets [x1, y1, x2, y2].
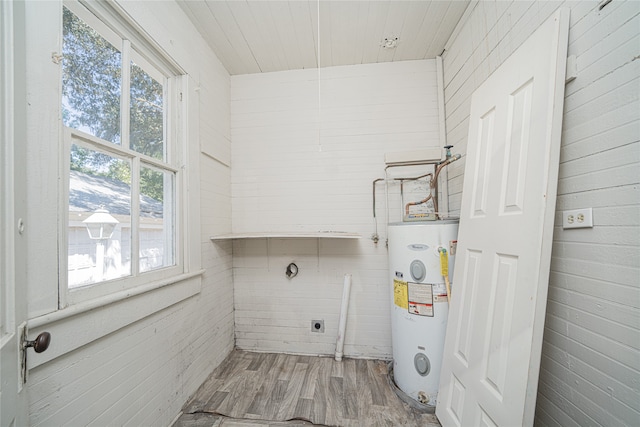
[409, 302, 433, 316]
[450, 240, 457, 256]
[432, 283, 448, 302]
[393, 279, 408, 309]
[408, 282, 434, 317]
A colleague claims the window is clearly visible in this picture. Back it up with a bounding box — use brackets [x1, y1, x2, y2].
[61, 1, 183, 302]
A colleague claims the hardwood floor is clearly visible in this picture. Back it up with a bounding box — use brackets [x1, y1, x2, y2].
[176, 350, 440, 427]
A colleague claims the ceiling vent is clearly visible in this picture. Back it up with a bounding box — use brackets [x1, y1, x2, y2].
[381, 37, 399, 49]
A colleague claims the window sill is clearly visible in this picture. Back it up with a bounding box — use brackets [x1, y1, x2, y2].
[27, 270, 203, 369]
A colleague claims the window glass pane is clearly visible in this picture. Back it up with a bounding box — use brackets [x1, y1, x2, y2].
[130, 62, 164, 159]
[62, 7, 122, 145]
[139, 166, 174, 273]
[68, 144, 131, 287]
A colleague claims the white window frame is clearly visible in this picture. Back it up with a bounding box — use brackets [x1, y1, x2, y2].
[58, 0, 197, 308]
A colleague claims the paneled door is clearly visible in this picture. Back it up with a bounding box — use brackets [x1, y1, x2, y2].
[1, 0, 29, 424]
[436, 9, 570, 427]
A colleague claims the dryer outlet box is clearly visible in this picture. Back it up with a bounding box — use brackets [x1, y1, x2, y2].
[311, 320, 325, 333]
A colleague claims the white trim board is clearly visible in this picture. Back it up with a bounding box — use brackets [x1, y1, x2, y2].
[211, 231, 361, 240]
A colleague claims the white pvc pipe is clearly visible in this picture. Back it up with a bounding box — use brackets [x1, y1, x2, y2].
[334, 273, 352, 362]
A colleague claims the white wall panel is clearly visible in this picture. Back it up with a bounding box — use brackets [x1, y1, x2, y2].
[230, 60, 440, 358]
[441, 1, 640, 426]
[26, 1, 233, 425]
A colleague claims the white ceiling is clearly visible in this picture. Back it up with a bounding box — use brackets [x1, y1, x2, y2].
[178, 1, 470, 75]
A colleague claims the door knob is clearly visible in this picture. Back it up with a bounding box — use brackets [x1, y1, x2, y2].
[25, 332, 51, 353]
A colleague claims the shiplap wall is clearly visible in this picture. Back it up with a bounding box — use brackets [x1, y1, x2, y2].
[26, 1, 234, 425]
[441, 1, 639, 426]
[230, 60, 441, 357]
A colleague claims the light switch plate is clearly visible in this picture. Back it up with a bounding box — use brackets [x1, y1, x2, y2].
[563, 208, 593, 229]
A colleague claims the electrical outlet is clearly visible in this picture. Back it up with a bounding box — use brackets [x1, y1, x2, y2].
[562, 208, 593, 229]
[311, 320, 324, 333]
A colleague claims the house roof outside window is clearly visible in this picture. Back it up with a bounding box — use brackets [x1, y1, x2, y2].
[69, 170, 163, 218]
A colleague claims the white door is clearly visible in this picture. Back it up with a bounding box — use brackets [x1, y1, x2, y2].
[436, 9, 570, 427]
[1, 1, 29, 424]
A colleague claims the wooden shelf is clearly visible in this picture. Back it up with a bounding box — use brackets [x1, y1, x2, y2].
[210, 231, 361, 241]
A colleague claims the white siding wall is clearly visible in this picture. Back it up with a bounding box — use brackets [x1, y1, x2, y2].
[230, 60, 441, 358]
[441, 1, 639, 426]
[25, 1, 233, 425]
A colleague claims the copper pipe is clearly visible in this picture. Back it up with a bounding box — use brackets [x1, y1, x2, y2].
[372, 178, 384, 218]
[431, 154, 461, 187]
[393, 172, 433, 182]
[402, 155, 461, 218]
[431, 154, 461, 218]
[405, 193, 433, 216]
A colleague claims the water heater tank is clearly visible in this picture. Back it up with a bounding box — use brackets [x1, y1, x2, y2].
[388, 220, 458, 407]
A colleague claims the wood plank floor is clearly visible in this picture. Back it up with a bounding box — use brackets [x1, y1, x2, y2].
[176, 350, 440, 427]
[175, 413, 314, 427]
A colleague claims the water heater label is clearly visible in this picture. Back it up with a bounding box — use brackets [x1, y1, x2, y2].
[408, 282, 434, 317]
[433, 283, 448, 302]
[393, 279, 408, 309]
